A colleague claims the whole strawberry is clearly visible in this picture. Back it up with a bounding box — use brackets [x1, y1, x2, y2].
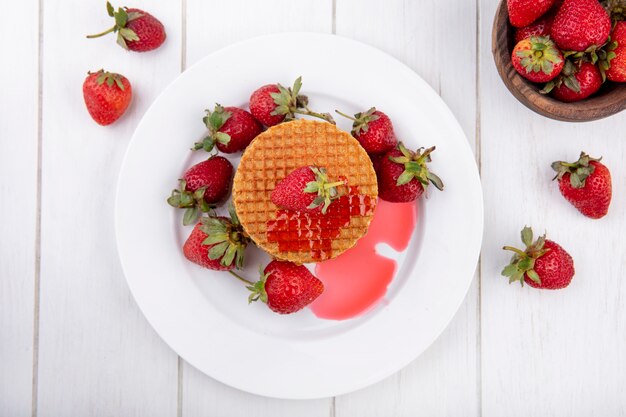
[377, 143, 443, 203]
[502, 227, 574, 289]
[183, 210, 249, 271]
[82, 70, 132, 126]
[508, 0, 556, 28]
[249, 76, 334, 127]
[193, 104, 262, 153]
[271, 166, 344, 213]
[247, 261, 324, 314]
[335, 108, 397, 154]
[167, 156, 233, 225]
[512, 36, 564, 82]
[87, 2, 166, 52]
[542, 61, 603, 102]
[606, 21, 626, 82]
[552, 152, 612, 219]
[550, 0, 611, 51]
[514, 14, 555, 43]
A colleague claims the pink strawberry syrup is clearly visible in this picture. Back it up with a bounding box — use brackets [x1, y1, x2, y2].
[311, 199, 417, 320]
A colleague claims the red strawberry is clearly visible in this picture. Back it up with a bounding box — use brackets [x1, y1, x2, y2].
[370, 153, 384, 173]
[606, 21, 626, 82]
[167, 156, 233, 225]
[377, 143, 443, 203]
[193, 104, 262, 153]
[271, 166, 344, 213]
[183, 211, 249, 271]
[507, 0, 556, 28]
[542, 61, 603, 102]
[551, 0, 611, 51]
[82, 70, 132, 126]
[552, 152, 612, 219]
[247, 261, 324, 314]
[335, 108, 398, 154]
[87, 2, 166, 52]
[249, 76, 335, 127]
[502, 227, 574, 289]
[514, 14, 555, 43]
[511, 36, 564, 82]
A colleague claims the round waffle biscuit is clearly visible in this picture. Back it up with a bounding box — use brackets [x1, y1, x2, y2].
[232, 119, 378, 264]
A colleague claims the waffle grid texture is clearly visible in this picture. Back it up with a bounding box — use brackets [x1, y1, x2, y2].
[233, 119, 378, 264]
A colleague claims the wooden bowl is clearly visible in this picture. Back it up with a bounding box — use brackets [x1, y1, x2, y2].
[492, 0, 626, 122]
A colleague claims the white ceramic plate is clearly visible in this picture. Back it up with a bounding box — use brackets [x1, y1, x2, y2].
[116, 33, 483, 399]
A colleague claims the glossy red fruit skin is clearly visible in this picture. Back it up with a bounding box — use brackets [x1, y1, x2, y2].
[271, 167, 317, 211]
[558, 161, 612, 219]
[183, 222, 233, 271]
[550, 0, 611, 51]
[524, 240, 574, 289]
[183, 156, 233, 204]
[354, 111, 397, 154]
[552, 62, 602, 102]
[249, 84, 285, 126]
[369, 153, 384, 174]
[82, 72, 132, 126]
[514, 15, 554, 43]
[216, 107, 263, 153]
[607, 22, 626, 83]
[377, 149, 424, 203]
[511, 39, 564, 83]
[124, 8, 166, 52]
[264, 260, 324, 314]
[508, 0, 556, 28]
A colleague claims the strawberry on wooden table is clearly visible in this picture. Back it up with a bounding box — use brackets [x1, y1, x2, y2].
[82, 69, 132, 126]
[507, 0, 556, 28]
[183, 210, 249, 271]
[377, 143, 444, 203]
[271, 166, 344, 213]
[606, 21, 626, 82]
[502, 227, 575, 290]
[550, 0, 611, 52]
[542, 61, 603, 102]
[249, 76, 335, 127]
[87, 1, 166, 52]
[193, 104, 262, 153]
[335, 107, 397, 154]
[167, 156, 233, 225]
[246, 261, 324, 314]
[552, 152, 612, 219]
[511, 36, 564, 82]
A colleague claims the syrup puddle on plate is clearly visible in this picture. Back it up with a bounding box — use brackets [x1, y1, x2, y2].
[311, 199, 417, 320]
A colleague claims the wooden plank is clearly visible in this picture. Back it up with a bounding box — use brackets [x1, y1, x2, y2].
[36, 1, 182, 416]
[334, 0, 480, 416]
[0, 0, 39, 415]
[181, 1, 334, 415]
[480, 0, 626, 415]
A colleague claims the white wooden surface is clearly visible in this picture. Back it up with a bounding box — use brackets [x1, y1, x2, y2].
[1, 0, 625, 416]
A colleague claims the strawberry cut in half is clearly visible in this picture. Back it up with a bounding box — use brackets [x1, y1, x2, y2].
[502, 226, 575, 290]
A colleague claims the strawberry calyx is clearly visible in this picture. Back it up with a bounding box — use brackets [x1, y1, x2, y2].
[167, 179, 216, 225]
[193, 104, 232, 152]
[516, 36, 564, 76]
[602, 0, 626, 22]
[551, 151, 601, 189]
[90, 69, 126, 91]
[388, 143, 444, 191]
[563, 40, 618, 82]
[245, 265, 270, 304]
[198, 207, 250, 269]
[303, 167, 344, 214]
[270, 76, 335, 124]
[541, 60, 582, 94]
[335, 107, 380, 136]
[86, 1, 143, 50]
[501, 226, 551, 286]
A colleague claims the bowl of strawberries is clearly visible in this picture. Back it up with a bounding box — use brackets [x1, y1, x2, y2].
[492, 0, 626, 121]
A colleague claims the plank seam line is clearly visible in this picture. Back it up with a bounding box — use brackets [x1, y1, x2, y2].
[332, 0, 336, 34]
[31, 0, 44, 415]
[177, 356, 183, 417]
